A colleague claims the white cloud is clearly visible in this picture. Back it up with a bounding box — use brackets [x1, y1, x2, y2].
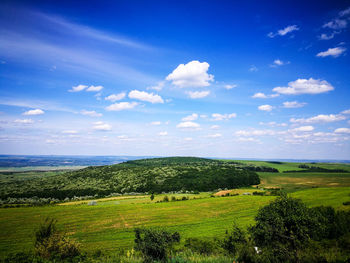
[323, 19, 348, 30]
[334, 128, 350, 134]
[104, 92, 126, 102]
[249, 65, 258, 72]
[187, 91, 210, 99]
[14, 119, 34, 124]
[86, 85, 103, 92]
[23, 109, 44, 115]
[224, 84, 237, 90]
[147, 81, 165, 91]
[273, 78, 334, 95]
[211, 113, 236, 121]
[207, 133, 222, 138]
[259, 121, 287, 127]
[252, 92, 279, 99]
[105, 102, 139, 111]
[166, 60, 214, 88]
[93, 121, 111, 131]
[62, 130, 78, 134]
[176, 121, 200, 130]
[150, 121, 161, 125]
[237, 137, 259, 142]
[268, 25, 299, 38]
[341, 109, 350, 114]
[69, 84, 87, 92]
[316, 47, 346, 57]
[81, 110, 102, 117]
[210, 125, 220, 129]
[319, 32, 337, 40]
[270, 59, 290, 67]
[184, 137, 193, 141]
[128, 90, 164, 103]
[258, 105, 273, 112]
[158, 131, 168, 136]
[290, 114, 346, 124]
[182, 113, 198, 121]
[282, 101, 307, 108]
[235, 129, 275, 136]
[291, 126, 314, 132]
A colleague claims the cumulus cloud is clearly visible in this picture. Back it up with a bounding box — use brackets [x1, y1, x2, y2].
[69, 84, 87, 92]
[184, 137, 193, 141]
[14, 119, 34, 124]
[150, 121, 161, 125]
[147, 81, 165, 91]
[224, 84, 237, 90]
[249, 65, 258, 72]
[259, 121, 287, 127]
[104, 92, 126, 102]
[128, 90, 164, 103]
[258, 105, 273, 112]
[105, 102, 139, 111]
[290, 114, 346, 124]
[93, 121, 111, 131]
[182, 113, 198, 121]
[282, 101, 307, 108]
[252, 92, 279, 99]
[291, 126, 314, 132]
[158, 131, 168, 136]
[334, 128, 350, 134]
[273, 78, 334, 95]
[235, 129, 275, 136]
[341, 109, 350, 114]
[187, 91, 210, 99]
[81, 110, 102, 117]
[176, 121, 200, 130]
[210, 125, 220, 129]
[166, 61, 214, 88]
[270, 59, 290, 67]
[211, 113, 236, 121]
[323, 19, 348, 30]
[268, 25, 299, 38]
[316, 47, 346, 57]
[207, 133, 222, 138]
[23, 109, 44, 115]
[86, 85, 103, 92]
[319, 32, 338, 40]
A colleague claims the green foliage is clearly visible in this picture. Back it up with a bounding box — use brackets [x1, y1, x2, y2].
[184, 238, 219, 255]
[150, 194, 155, 201]
[134, 228, 180, 262]
[0, 157, 260, 200]
[222, 223, 247, 256]
[249, 194, 316, 262]
[34, 218, 80, 261]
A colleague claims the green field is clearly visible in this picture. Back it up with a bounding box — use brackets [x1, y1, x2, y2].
[1, 159, 350, 258]
[1, 187, 350, 257]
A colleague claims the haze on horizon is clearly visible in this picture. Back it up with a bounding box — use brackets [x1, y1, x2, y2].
[0, 0, 349, 160]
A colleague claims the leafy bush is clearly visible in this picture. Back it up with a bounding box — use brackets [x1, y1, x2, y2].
[134, 228, 180, 262]
[222, 223, 247, 257]
[184, 238, 219, 255]
[163, 196, 169, 202]
[34, 218, 80, 260]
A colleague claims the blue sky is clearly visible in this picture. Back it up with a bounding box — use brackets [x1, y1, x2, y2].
[0, 0, 350, 159]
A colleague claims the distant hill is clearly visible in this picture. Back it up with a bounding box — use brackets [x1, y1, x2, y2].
[0, 157, 260, 200]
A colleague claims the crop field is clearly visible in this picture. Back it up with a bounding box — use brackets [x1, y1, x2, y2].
[1, 158, 350, 258]
[1, 187, 350, 257]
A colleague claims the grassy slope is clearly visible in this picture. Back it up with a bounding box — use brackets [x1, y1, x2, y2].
[1, 188, 350, 257]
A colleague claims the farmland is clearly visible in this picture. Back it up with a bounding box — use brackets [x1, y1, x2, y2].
[0, 157, 350, 260]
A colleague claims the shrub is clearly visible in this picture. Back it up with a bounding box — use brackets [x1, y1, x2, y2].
[163, 196, 169, 202]
[150, 193, 155, 201]
[171, 196, 176, 201]
[343, 201, 350, 206]
[184, 238, 219, 255]
[34, 218, 80, 260]
[134, 228, 180, 262]
[222, 223, 247, 257]
[182, 196, 188, 201]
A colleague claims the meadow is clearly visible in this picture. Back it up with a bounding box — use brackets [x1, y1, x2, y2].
[0, 158, 350, 259]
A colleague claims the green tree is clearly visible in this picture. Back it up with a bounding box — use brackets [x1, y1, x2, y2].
[150, 193, 154, 201]
[249, 194, 316, 262]
[134, 228, 180, 262]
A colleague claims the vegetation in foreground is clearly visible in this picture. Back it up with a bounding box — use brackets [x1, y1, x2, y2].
[2, 195, 350, 262]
